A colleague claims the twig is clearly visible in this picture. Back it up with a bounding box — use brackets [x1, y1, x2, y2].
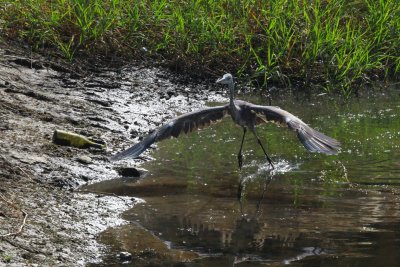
[0, 194, 28, 238]
[15, 166, 35, 181]
[0, 210, 28, 238]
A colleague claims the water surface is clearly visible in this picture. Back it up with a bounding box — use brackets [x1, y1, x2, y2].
[88, 88, 400, 266]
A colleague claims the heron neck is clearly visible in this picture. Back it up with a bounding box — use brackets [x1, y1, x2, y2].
[229, 82, 235, 106]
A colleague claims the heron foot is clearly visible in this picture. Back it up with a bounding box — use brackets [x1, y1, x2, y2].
[266, 155, 275, 169]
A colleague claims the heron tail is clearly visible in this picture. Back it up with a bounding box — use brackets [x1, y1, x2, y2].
[110, 134, 156, 161]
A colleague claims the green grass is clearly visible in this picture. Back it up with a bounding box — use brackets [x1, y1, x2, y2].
[1, 0, 399, 93]
[2, 254, 13, 263]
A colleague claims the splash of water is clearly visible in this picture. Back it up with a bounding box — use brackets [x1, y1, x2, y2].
[244, 159, 300, 182]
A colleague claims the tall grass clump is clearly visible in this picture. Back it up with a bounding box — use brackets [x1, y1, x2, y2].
[0, 0, 399, 94]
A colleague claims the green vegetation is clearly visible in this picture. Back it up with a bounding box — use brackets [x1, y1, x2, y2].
[1, 0, 399, 93]
[2, 254, 13, 263]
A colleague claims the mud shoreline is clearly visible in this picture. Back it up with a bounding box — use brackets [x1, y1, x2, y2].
[0, 44, 225, 266]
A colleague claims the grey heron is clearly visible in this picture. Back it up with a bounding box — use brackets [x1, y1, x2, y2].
[111, 73, 341, 169]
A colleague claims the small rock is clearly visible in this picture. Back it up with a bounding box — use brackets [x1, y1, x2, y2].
[119, 251, 132, 261]
[77, 155, 92, 164]
[130, 128, 139, 138]
[33, 254, 47, 262]
[79, 174, 91, 182]
[116, 166, 147, 178]
[85, 97, 111, 107]
[22, 252, 32, 259]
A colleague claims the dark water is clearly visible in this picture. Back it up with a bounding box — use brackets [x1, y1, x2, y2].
[87, 88, 400, 266]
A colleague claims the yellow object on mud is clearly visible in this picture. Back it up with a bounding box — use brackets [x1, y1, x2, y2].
[52, 130, 105, 149]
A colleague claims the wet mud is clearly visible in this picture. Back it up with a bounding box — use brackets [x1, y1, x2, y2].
[0, 44, 224, 266]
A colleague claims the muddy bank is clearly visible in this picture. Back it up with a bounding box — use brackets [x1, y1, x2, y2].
[0, 44, 224, 266]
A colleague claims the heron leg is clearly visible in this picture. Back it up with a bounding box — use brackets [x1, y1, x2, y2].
[238, 127, 247, 169]
[251, 128, 274, 169]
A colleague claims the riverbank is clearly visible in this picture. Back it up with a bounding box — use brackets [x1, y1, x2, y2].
[0, 43, 224, 266]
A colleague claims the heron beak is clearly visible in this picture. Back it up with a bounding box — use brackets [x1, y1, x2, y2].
[216, 77, 225, 84]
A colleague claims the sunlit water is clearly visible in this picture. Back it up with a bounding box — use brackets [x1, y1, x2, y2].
[87, 87, 400, 267]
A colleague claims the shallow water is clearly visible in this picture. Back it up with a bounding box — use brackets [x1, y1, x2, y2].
[87, 87, 400, 266]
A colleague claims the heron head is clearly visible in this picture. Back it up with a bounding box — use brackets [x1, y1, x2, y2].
[216, 73, 233, 85]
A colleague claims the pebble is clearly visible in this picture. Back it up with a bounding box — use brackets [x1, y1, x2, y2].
[119, 251, 132, 261]
[116, 166, 147, 178]
[33, 254, 47, 262]
[76, 155, 92, 164]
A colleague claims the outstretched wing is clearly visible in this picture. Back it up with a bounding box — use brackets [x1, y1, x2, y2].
[110, 104, 230, 161]
[245, 103, 341, 155]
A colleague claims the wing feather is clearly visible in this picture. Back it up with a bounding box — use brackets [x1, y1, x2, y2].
[246, 103, 341, 155]
[110, 104, 230, 161]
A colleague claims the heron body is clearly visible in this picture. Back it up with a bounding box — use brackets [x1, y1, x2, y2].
[111, 73, 341, 168]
